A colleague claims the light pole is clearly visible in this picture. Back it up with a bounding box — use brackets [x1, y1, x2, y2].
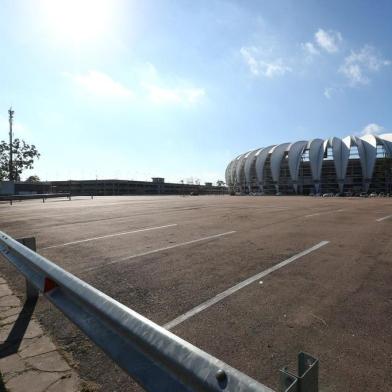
[8, 107, 14, 181]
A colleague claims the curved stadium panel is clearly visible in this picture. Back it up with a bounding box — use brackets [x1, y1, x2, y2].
[226, 134, 392, 195]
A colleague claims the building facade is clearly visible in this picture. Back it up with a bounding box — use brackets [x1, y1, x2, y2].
[226, 134, 392, 195]
[49, 178, 226, 196]
[0, 179, 226, 196]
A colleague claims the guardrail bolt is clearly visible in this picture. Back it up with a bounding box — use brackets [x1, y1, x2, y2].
[216, 369, 227, 387]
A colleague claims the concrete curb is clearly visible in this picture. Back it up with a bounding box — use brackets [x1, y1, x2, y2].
[0, 274, 80, 392]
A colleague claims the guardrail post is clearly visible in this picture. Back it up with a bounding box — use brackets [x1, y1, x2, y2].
[280, 352, 319, 392]
[16, 237, 39, 301]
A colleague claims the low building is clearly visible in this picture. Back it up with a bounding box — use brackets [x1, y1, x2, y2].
[0, 181, 51, 195]
[49, 179, 226, 196]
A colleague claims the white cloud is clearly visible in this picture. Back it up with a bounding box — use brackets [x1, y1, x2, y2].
[64, 70, 134, 99]
[240, 47, 292, 78]
[64, 65, 205, 106]
[315, 29, 342, 53]
[139, 63, 205, 105]
[339, 45, 391, 86]
[145, 84, 205, 105]
[361, 123, 385, 136]
[324, 87, 333, 99]
[184, 88, 206, 103]
[301, 28, 341, 61]
[139, 62, 160, 81]
[323, 86, 343, 100]
[302, 42, 320, 56]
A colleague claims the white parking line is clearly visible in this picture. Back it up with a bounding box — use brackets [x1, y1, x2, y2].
[304, 209, 345, 218]
[41, 224, 178, 250]
[376, 214, 392, 222]
[81, 230, 237, 273]
[164, 240, 330, 330]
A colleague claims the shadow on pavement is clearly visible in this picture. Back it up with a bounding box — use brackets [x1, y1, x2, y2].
[0, 373, 5, 392]
[0, 296, 38, 358]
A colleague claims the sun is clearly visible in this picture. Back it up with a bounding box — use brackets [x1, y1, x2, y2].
[40, 0, 113, 44]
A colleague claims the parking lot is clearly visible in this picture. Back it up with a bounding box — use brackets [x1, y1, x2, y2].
[0, 195, 391, 391]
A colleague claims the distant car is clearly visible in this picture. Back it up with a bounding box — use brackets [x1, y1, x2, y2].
[360, 192, 368, 197]
[275, 192, 282, 196]
[369, 192, 377, 197]
[378, 192, 385, 197]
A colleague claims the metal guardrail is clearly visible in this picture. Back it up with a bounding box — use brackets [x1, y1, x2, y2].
[0, 193, 72, 205]
[0, 231, 319, 392]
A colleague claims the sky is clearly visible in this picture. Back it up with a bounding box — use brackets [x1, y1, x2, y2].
[0, 0, 391, 183]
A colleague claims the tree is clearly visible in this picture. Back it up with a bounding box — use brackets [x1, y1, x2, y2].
[216, 180, 225, 187]
[0, 138, 40, 181]
[25, 175, 41, 183]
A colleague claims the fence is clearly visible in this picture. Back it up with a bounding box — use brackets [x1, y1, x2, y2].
[0, 193, 71, 205]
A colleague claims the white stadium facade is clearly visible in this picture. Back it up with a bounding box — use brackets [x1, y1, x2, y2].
[225, 134, 392, 195]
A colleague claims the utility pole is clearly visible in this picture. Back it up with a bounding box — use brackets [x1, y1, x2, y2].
[8, 107, 14, 181]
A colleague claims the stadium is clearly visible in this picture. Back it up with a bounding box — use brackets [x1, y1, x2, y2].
[226, 134, 392, 195]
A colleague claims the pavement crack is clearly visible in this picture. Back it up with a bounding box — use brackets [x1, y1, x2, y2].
[30, 366, 71, 374]
[42, 376, 68, 392]
[310, 312, 328, 326]
[19, 348, 58, 359]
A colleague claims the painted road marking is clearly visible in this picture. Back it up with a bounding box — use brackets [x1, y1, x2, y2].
[304, 209, 345, 218]
[80, 231, 237, 273]
[41, 224, 178, 250]
[376, 214, 392, 222]
[164, 240, 330, 330]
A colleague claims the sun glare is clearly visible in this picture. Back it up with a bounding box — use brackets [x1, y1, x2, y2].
[41, 0, 113, 44]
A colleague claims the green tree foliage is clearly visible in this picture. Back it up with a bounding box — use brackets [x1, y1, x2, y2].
[25, 175, 41, 183]
[0, 139, 40, 181]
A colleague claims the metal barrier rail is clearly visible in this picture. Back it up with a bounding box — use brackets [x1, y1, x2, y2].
[0, 232, 318, 392]
[0, 193, 71, 205]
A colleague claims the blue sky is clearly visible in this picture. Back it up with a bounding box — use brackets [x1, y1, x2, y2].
[0, 0, 391, 183]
